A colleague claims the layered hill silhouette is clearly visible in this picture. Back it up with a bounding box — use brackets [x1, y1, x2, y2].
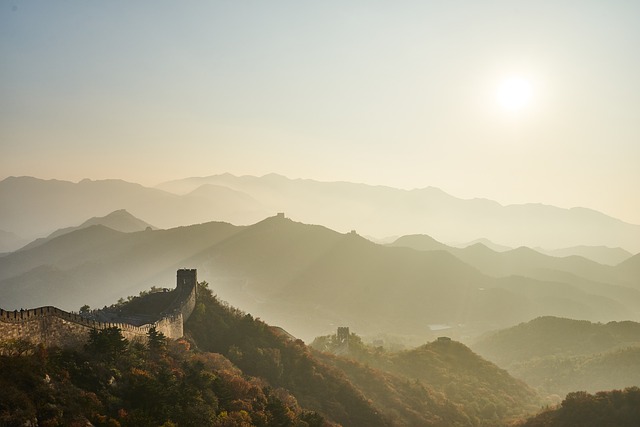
[457, 237, 514, 253]
[536, 245, 633, 266]
[390, 235, 634, 281]
[0, 176, 269, 248]
[18, 209, 156, 252]
[156, 173, 640, 253]
[452, 239, 633, 265]
[2, 174, 640, 253]
[1, 215, 638, 342]
[389, 235, 640, 335]
[472, 316, 640, 396]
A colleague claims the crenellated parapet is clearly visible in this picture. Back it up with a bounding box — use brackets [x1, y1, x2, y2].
[0, 306, 152, 333]
[0, 269, 199, 348]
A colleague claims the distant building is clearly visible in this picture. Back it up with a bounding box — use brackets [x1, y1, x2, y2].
[336, 326, 350, 354]
[437, 336, 452, 342]
[276, 212, 285, 219]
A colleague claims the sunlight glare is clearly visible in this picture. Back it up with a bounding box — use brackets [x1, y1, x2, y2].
[496, 77, 533, 112]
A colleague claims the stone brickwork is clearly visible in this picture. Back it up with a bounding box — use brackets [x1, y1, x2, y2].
[0, 269, 198, 348]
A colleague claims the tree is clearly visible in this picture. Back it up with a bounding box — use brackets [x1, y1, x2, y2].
[79, 304, 90, 315]
[86, 327, 129, 360]
[147, 326, 167, 355]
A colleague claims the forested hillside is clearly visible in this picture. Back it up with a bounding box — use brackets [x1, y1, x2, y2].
[1, 283, 551, 426]
[0, 327, 329, 427]
[472, 317, 640, 396]
[519, 387, 640, 427]
[311, 332, 541, 425]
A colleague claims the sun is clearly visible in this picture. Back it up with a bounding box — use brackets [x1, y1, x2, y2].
[496, 76, 533, 112]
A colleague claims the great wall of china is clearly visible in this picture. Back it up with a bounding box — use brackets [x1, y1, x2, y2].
[0, 269, 198, 348]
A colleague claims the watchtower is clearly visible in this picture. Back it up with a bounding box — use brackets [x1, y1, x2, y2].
[177, 269, 197, 295]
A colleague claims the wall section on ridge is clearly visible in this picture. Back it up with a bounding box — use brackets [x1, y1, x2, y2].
[0, 269, 199, 349]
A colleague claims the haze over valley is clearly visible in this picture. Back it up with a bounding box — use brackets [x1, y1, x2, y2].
[2, 1, 640, 425]
[1, 186, 638, 345]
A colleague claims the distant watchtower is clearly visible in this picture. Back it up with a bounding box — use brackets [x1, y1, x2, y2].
[337, 326, 350, 351]
[177, 269, 197, 296]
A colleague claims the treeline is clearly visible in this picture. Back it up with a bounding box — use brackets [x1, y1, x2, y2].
[519, 387, 640, 426]
[0, 324, 328, 427]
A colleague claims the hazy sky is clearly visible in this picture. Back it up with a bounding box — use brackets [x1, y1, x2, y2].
[1, 1, 639, 224]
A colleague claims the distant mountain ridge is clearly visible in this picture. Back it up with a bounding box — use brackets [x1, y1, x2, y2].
[535, 245, 633, 266]
[459, 237, 513, 252]
[157, 173, 640, 252]
[19, 209, 156, 252]
[1, 174, 639, 253]
[389, 234, 636, 285]
[0, 176, 270, 249]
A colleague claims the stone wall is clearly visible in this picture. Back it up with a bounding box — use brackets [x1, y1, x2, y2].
[0, 269, 198, 349]
[178, 270, 197, 322]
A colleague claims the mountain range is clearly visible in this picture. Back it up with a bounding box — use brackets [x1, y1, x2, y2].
[156, 173, 640, 253]
[1, 213, 637, 343]
[2, 174, 640, 253]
